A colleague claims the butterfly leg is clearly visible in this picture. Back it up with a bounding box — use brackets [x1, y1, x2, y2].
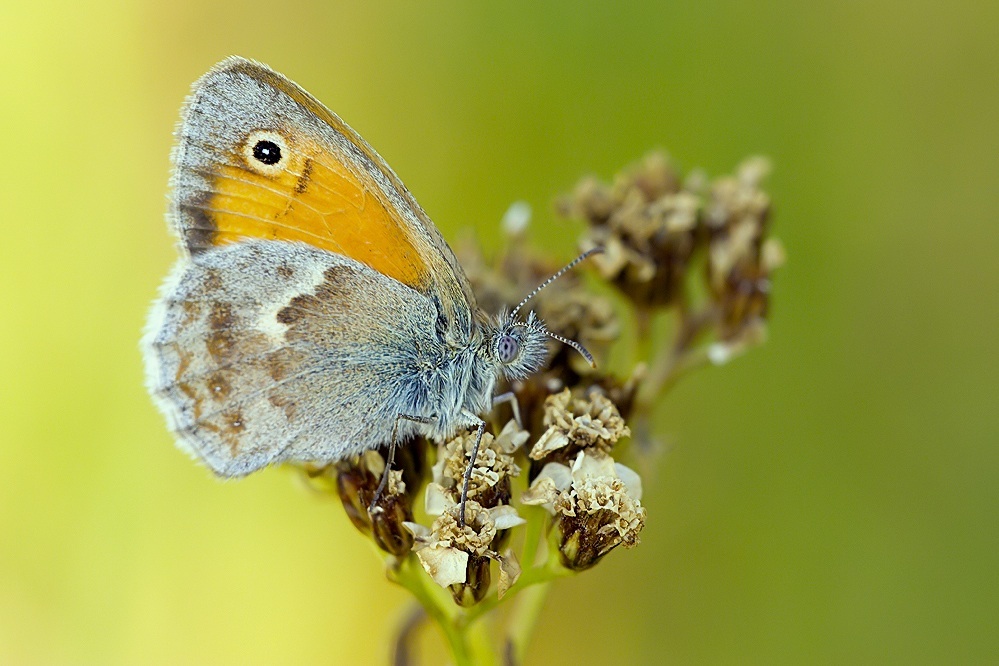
[458, 415, 487, 527]
[492, 391, 523, 428]
[369, 413, 434, 515]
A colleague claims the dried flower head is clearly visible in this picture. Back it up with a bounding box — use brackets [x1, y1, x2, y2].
[431, 420, 527, 509]
[405, 498, 525, 605]
[704, 157, 784, 342]
[522, 450, 645, 571]
[286, 150, 782, 664]
[530, 387, 631, 465]
[560, 152, 700, 309]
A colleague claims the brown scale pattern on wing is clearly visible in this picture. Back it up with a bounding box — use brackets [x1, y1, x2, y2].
[163, 285, 309, 457]
[276, 265, 358, 337]
[268, 393, 298, 420]
[266, 347, 308, 382]
[204, 301, 270, 366]
[180, 299, 202, 328]
[205, 370, 233, 401]
[219, 409, 246, 456]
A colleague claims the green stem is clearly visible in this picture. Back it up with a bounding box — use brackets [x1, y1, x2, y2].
[499, 527, 574, 663]
[465, 619, 497, 666]
[632, 307, 656, 369]
[504, 580, 553, 665]
[634, 306, 716, 413]
[390, 556, 477, 665]
[460, 559, 570, 627]
[392, 603, 426, 666]
[521, 506, 546, 568]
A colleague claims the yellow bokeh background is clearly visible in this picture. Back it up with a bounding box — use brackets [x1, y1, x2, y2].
[2, 2, 997, 663]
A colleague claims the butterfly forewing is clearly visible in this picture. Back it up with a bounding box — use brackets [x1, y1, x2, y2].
[170, 57, 475, 334]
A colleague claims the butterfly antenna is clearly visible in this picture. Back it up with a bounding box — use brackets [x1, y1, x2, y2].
[508, 246, 604, 322]
[512, 321, 597, 368]
[544, 328, 596, 368]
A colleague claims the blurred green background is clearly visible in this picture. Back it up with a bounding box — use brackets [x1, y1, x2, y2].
[2, 1, 997, 663]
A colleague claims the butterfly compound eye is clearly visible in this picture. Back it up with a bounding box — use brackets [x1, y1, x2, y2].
[497, 334, 519, 364]
[252, 140, 282, 165]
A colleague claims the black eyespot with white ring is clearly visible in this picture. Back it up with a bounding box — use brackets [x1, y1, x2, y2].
[497, 334, 519, 364]
[241, 130, 289, 176]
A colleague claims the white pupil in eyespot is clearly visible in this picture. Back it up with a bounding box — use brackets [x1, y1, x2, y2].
[252, 140, 281, 165]
[498, 335, 519, 363]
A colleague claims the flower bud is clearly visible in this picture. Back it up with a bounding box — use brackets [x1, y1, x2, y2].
[334, 450, 415, 557]
[553, 484, 645, 571]
[704, 157, 783, 343]
[449, 554, 491, 607]
[434, 422, 525, 510]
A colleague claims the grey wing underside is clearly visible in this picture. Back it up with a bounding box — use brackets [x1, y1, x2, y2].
[142, 239, 437, 476]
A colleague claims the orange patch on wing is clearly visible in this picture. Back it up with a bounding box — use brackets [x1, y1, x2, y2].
[201, 138, 430, 291]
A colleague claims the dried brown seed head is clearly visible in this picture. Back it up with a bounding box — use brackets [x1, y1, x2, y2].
[530, 387, 631, 463]
[433, 420, 526, 507]
[522, 450, 646, 571]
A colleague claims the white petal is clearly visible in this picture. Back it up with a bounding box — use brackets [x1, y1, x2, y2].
[529, 427, 570, 459]
[761, 238, 786, 272]
[498, 419, 530, 451]
[430, 450, 447, 485]
[614, 462, 643, 501]
[520, 477, 559, 512]
[536, 461, 573, 491]
[415, 544, 468, 588]
[424, 483, 450, 516]
[402, 521, 431, 541]
[489, 504, 527, 530]
[573, 450, 616, 480]
[501, 200, 531, 236]
[496, 549, 522, 599]
[707, 342, 734, 365]
[362, 449, 385, 476]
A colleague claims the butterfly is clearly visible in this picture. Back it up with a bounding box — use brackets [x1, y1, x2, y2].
[142, 57, 594, 518]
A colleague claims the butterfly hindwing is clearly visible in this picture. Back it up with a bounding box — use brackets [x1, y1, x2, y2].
[143, 240, 440, 475]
